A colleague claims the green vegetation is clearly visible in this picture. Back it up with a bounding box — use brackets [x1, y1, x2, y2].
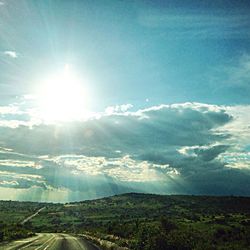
[0, 201, 45, 242]
[1, 193, 250, 249]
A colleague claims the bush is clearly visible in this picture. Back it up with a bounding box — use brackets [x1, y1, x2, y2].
[0, 231, 4, 242]
[160, 217, 177, 234]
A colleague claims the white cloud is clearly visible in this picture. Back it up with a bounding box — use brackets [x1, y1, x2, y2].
[178, 143, 222, 157]
[0, 147, 13, 153]
[0, 105, 22, 115]
[178, 146, 198, 157]
[0, 170, 45, 189]
[218, 152, 250, 170]
[0, 120, 31, 128]
[0, 170, 43, 180]
[23, 94, 36, 100]
[4, 50, 18, 58]
[0, 180, 18, 186]
[105, 104, 133, 114]
[0, 105, 40, 128]
[51, 154, 177, 182]
[217, 105, 250, 148]
[0, 160, 43, 169]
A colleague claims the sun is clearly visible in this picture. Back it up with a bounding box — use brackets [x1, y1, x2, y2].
[36, 64, 90, 122]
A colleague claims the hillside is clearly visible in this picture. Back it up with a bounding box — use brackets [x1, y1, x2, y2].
[1, 193, 250, 249]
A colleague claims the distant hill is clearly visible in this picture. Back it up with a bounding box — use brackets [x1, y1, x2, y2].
[70, 192, 250, 213]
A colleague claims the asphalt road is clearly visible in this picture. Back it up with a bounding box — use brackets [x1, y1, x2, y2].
[1, 233, 100, 250]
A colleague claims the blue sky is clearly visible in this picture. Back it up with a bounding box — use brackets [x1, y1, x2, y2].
[0, 0, 250, 201]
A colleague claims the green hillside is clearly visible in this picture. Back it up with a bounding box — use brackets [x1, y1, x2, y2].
[1, 193, 250, 249]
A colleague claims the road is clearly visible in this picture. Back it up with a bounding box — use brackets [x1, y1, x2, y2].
[0, 233, 101, 250]
[21, 207, 46, 225]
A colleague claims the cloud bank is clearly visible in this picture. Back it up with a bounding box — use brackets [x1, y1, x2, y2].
[0, 102, 249, 202]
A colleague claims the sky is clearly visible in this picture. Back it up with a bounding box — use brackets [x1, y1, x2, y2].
[0, 0, 250, 202]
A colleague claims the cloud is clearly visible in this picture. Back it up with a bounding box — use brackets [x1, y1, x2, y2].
[0, 104, 39, 128]
[0, 106, 21, 115]
[0, 2, 4, 6]
[0, 160, 42, 169]
[0, 180, 18, 186]
[0, 120, 33, 128]
[217, 105, 250, 149]
[0, 102, 232, 155]
[178, 144, 229, 160]
[51, 154, 178, 182]
[3, 51, 18, 58]
[0, 102, 249, 200]
[0, 170, 45, 189]
[218, 152, 250, 170]
[105, 104, 133, 115]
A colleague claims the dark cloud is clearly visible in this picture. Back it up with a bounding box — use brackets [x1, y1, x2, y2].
[0, 103, 232, 156]
[194, 145, 230, 162]
[0, 103, 249, 201]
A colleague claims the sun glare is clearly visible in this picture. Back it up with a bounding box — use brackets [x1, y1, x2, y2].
[36, 65, 90, 122]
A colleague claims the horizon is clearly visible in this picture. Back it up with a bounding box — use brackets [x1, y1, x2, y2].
[1, 192, 250, 205]
[0, 0, 250, 202]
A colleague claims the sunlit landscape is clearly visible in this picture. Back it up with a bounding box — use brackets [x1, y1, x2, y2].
[0, 0, 250, 249]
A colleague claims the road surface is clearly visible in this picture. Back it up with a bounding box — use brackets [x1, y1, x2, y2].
[21, 207, 46, 225]
[0, 233, 101, 250]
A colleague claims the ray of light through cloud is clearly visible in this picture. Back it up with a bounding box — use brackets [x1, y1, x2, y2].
[0, 0, 249, 202]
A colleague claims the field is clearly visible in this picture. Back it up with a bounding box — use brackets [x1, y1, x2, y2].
[1, 193, 250, 249]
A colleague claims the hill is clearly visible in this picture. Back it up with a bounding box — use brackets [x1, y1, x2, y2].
[1, 193, 250, 249]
